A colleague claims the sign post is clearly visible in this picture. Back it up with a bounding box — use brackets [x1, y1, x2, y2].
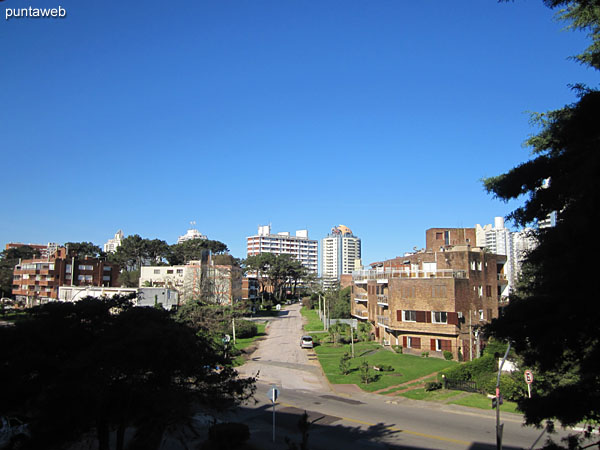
[267, 385, 279, 443]
[524, 370, 533, 399]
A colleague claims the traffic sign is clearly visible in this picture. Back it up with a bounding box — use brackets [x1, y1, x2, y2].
[222, 334, 231, 344]
[524, 370, 533, 385]
[267, 385, 279, 403]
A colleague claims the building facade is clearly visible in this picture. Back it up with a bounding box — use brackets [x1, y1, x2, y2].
[246, 225, 318, 274]
[13, 255, 120, 306]
[103, 230, 124, 253]
[177, 224, 207, 244]
[321, 225, 361, 290]
[139, 261, 242, 305]
[351, 231, 506, 361]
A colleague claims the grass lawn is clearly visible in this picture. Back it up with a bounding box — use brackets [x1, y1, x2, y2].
[399, 388, 465, 402]
[448, 392, 520, 414]
[300, 307, 325, 332]
[314, 341, 456, 392]
[231, 323, 267, 366]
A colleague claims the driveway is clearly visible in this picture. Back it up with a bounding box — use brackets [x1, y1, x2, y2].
[237, 303, 329, 392]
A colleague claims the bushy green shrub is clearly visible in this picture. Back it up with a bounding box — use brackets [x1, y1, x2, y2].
[425, 381, 442, 391]
[441, 354, 496, 382]
[392, 345, 403, 354]
[482, 338, 509, 358]
[375, 364, 394, 372]
[206, 422, 250, 449]
[443, 350, 453, 361]
[227, 319, 257, 339]
[421, 351, 429, 358]
[478, 373, 527, 401]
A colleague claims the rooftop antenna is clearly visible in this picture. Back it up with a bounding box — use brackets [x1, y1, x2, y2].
[190, 221, 196, 229]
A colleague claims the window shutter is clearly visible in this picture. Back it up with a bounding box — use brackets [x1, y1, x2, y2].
[375, 327, 380, 338]
[416, 311, 426, 323]
[442, 340, 452, 351]
[414, 337, 421, 349]
[430, 339, 436, 350]
[397, 310, 402, 321]
[403, 336, 407, 347]
[448, 312, 459, 325]
[425, 312, 432, 323]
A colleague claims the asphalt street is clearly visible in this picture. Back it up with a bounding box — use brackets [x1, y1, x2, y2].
[233, 304, 571, 450]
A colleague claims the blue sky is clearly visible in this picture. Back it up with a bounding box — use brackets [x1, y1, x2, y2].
[1, 0, 597, 267]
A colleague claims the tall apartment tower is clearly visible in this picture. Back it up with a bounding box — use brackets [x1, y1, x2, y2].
[246, 225, 318, 274]
[321, 225, 361, 289]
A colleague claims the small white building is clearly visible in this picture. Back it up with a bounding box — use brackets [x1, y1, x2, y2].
[177, 224, 207, 244]
[58, 286, 180, 309]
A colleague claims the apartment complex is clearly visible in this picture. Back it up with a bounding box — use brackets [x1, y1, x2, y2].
[5, 242, 62, 259]
[476, 217, 538, 298]
[12, 251, 120, 306]
[139, 261, 242, 305]
[246, 225, 318, 274]
[321, 225, 361, 289]
[103, 230, 123, 253]
[351, 228, 506, 361]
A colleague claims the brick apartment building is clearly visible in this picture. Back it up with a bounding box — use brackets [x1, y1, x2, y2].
[12, 247, 120, 306]
[351, 228, 507, 361]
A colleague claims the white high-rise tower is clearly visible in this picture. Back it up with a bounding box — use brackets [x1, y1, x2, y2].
[321, 225, 361, 289]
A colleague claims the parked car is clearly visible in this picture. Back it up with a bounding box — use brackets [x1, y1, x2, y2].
[0, 416, 30, 449]
[300, 336, 313, 349]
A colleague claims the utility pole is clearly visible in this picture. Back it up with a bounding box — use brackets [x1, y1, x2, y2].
[496, 342, 511, 450]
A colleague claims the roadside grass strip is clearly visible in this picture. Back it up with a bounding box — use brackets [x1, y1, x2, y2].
[231, 323, 267, 366]
[448, 392, 520, 414]
[300, 307, 325, 332]
[314, 342, 456, 392]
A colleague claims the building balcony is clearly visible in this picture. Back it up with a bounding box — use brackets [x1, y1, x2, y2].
[377, 295, 388, 307]
[352, 310, 368, 319]
[353, 268, 467, 281]
[354, 293, 368, 302]
[376, 315, 390, 326]
[497, 274, 508, 283]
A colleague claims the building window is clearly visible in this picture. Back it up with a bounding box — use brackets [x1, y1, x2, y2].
[477, 261, 482, 271]
[432, 285, 446, 298]
[103, 276, 110, 281]
[167, 270, 173, 274]
[434, 339, 452, 352]
[154, 269, 160, 275]
[403, 310, 416, 322]
[432, 311, 448, 324]
[479, 309, 484, 320]
[470, 260, 476, 270]
[478, 285, 483, 297]
[407, 336, 421, 349]
[103, 266, 111, 271]
[177, 269, 184, 275]
[78, 265, 93, 271]
[66, 264, 72, 274]
[436, 232, 443, 240]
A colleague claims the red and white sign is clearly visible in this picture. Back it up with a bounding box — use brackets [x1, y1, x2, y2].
[524, 370, 534, 385]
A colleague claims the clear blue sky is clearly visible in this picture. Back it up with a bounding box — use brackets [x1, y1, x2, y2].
[1, 0, 596, 267]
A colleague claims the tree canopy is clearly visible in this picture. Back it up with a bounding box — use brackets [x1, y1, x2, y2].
[65, 241, 104, 258]
[167, 239, 229, 265]
[243, 253, 309, 302]
[0, 297, 255, 450]
[485, 0, 600, 429]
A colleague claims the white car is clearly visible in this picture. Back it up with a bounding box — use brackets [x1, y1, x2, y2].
[300, 336, 314, 349]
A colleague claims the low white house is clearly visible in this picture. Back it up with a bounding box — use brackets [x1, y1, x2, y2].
[58, 286, 180, 309]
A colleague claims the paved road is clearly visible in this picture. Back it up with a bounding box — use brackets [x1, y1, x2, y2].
[238, 303, 329, 392]
[234, 306, 570, 449]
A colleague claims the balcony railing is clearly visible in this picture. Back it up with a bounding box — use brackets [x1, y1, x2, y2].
[354, 293, 368, 302]
[353, 268, 467, 281]
[377, 294, 388, 306]
[352, 310, 368, 319]
[376, 315, 390, 326]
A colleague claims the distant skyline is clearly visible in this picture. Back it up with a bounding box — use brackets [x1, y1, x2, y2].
[2, 0, 597, 266]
